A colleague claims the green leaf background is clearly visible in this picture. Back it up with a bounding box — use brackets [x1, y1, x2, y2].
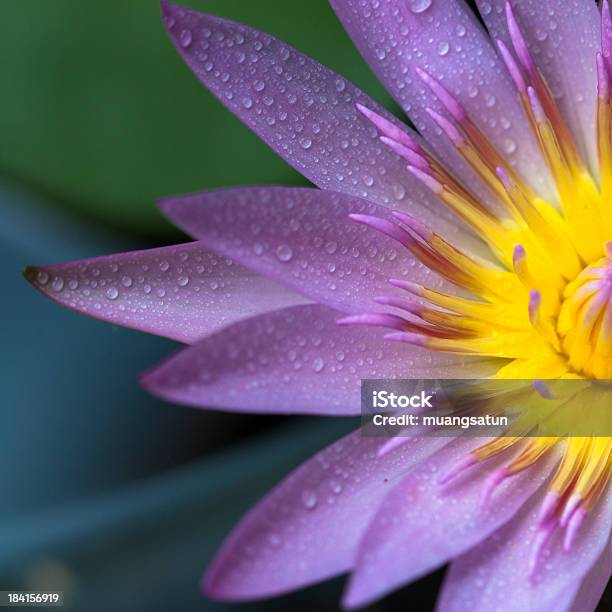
[0, 0, 395, 239]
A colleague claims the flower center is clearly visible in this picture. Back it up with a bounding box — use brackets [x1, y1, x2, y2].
[343, 2, 612, 577]
[558, 243, 612, 379]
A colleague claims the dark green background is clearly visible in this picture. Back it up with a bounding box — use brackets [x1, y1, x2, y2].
[0, 0, 394, 240]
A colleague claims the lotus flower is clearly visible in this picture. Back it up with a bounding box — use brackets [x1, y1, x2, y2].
[25, 0, 611, 609]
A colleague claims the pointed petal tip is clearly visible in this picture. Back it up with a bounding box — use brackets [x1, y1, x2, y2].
[22, 265, 38, 284]
[160, 0, 177, 26]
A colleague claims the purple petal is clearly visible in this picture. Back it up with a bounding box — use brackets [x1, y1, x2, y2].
[142, 304, 497, 415]
[329, 0, 553, 201]
[437, 485, 611, 611]
[159, 2, 458, 223]
[342, 438, 559, 608]
[204, 429, 451, 600]
[568, 541, 612, 612]
[160, 187, 475, 314]
[25, 243, 306, 344]
[476, 0, 600, 175]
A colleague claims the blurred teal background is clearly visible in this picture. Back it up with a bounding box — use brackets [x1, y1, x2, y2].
[1, 1, 387, 610]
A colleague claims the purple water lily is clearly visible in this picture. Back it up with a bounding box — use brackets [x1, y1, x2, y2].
[26, 1, 611, 610]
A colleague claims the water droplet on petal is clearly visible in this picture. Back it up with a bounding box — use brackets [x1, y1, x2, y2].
[409, 0, 432, 14]
[504, 138, 517, 154]
[267, 533, 282, 547]
[106, 287, 119, 300]
[276, 244, 293, 262]
[179, 29, 192, 48]
[301, 490, 318, 510]
[437, 41, 450, 56]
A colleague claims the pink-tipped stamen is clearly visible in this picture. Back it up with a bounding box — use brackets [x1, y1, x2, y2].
[538, 490, 560, 524]
[380, 136, 431, 171]
[356, 103, 421, 150]
[391, 211, 434, 241]
[563, 506, 586, 552]
[374, 295, 423, 316]
[416, 67, 466, 122]
[388, 279, 425, 296]
[513, 243, 527, 268]
[527, 86, 547, 124]
[384, 331, 428, 347]
[425, 108, 465, 146]
[377, 434, 413, 458]
[602, 0, 612, 65]
[532, 380, 555, 400]
[336, 313, 407, 331]
[559, 493, 583, 528]
[505, 1, 536, 75]
[407, 165, 444, 194]
[597, 52, 610, 101]
[497, 39, 527, 93]
[479, 467, 509, 510]
[438, 454, 478, 485]
[528, 519, 557, 581]
[528, 290, 542, 326]
[348, 213, 414, 246]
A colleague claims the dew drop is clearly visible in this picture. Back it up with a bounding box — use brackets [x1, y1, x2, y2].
[267, 533, 282, 547]
[330, 480, 343, 494]
[51, 277, 64, 292]
[276, 244, 293, 262]
[456, 24, 466, 37]
[393, 183, 406, 200]
[177, 276, 189, 287]
[300, 137, 312, 149]
[159, 260, 170, 272]
[409, 0, 432, 14]
[325, 241, 338, 254]
[301, 490, 318, 509]
[312, 357, 325, 372]
[37, 271, 49, 285]
[121, 275, 133, 288]
[485, 94, 496, 108]
[503, 138, 517, 154]
[179, 29, 192, 48]
[242, 97, 253, 109]
[437, 41, 450, 56]
[106, 287, 119, 300]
